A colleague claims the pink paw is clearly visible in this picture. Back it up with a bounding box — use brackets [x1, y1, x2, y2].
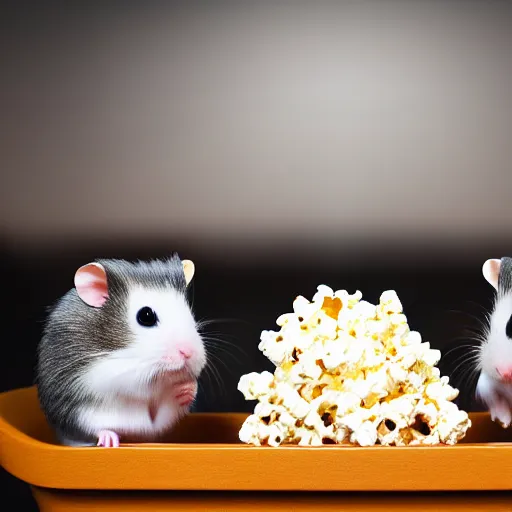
[174, 381, 197, 407]
[97, 430, 120, 448]
[490, 400, 512, 428]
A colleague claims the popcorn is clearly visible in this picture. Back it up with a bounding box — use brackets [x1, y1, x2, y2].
[238, 286, 471, 446]
[237, 371, 274, 400]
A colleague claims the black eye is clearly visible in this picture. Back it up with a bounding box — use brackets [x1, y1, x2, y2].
[136, 307, 158, 327]
[507, 315, 512, 339]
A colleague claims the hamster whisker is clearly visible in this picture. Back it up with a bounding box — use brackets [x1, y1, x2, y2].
[444, 308, 491, 337]
[202, 336, 246, 353]
[201, 331, 245, 345]
[459, 326, 489, 339]
[204, 349, 238, 379]
[199, 329, 242, 344]
[457, 325, 489, 339]
[196, 318, 250, 329]
[445, 308, 492, 327]
[443, 350, 480, 372]
[195, 379, 211, 408]
[448, 349, 481, 366]
[444, 348, 482, 359]
[201, 333, 240, 344]
[450, 355, 481, 380]
[205, 353, 234, 392]
[467, 366, 482, 390]
[205, 343, 241, 372]
[455, 356, 481, 380]
[202, 336, 247, 358]
[451, 368, 481, 403]
[207, 362, 226, 393]
[199, 366, 215, 398]
[458, 365, 482, 400]
[200, 361, 227, 400]
[442, 344, 481, 359]
[443, 341, 482, 351]
[443, 338, 485, 350]
[463, 300, 493, 316]
[445, 309, 485, 323]
[203, 343, 244, 368]
[469, 370, 483, 400]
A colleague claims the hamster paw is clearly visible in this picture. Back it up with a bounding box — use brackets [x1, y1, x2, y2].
[490, 401, 512, 428]
[174, 381, 197, 407]
[476, 372, 512, 427]
[97, 430, 120, 448]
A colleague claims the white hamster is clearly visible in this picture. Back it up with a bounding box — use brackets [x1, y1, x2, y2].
[476, 256, 512, 427]
[35, 254, 207, 447]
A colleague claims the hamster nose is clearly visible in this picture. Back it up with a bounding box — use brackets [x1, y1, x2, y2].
[497, 367, 512, 383]
[178, 347, 194, 360]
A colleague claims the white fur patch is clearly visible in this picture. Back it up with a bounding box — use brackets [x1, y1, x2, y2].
[81, 286, 206, 397]
[476, 372, 512, 427]
[76, 390, 191, 439]
[479, 290, 512, 379]
[126, 286, 200, 354]
[75, 285, 207, 440]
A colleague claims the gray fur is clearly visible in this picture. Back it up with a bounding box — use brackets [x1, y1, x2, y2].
[35, 253, 189, 445]
[498, 256, 512, 296]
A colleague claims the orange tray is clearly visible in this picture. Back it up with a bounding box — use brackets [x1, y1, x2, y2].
[1, 386, 512, 511]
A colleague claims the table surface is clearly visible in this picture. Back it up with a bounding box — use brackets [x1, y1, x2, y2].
[2, 386, 512, 493]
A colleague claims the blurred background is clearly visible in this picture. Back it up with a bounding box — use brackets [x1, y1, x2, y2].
[2, 0, 512, 509]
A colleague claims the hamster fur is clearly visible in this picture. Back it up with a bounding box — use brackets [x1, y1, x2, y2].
[476, 256, 512, 427]
[35, 254, 207, 447]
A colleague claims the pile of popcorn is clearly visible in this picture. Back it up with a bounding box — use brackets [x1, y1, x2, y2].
[238, 286, 471, 447]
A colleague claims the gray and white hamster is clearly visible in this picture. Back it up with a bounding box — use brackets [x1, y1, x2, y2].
[35, 254, 207, 447]
[476, 256, 512, 427]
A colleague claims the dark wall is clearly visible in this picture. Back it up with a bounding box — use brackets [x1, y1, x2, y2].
[2, 238, 508, 411]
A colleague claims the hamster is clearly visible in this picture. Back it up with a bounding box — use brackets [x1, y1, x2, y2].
[475, 257, 512, 427]
[35, 254, 207, 447]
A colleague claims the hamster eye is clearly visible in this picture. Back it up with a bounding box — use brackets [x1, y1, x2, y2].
[506, 315, 512, 339]
[136, 307, 158, 327]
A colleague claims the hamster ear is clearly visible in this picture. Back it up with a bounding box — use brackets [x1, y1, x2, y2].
[74, 263, 109, 307]
[482, 258, 501, 290]
[182, 259, 195, 285]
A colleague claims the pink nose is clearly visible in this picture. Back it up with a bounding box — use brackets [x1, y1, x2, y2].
[178, 348, 193, 360]
[497, 367, 512, 383]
